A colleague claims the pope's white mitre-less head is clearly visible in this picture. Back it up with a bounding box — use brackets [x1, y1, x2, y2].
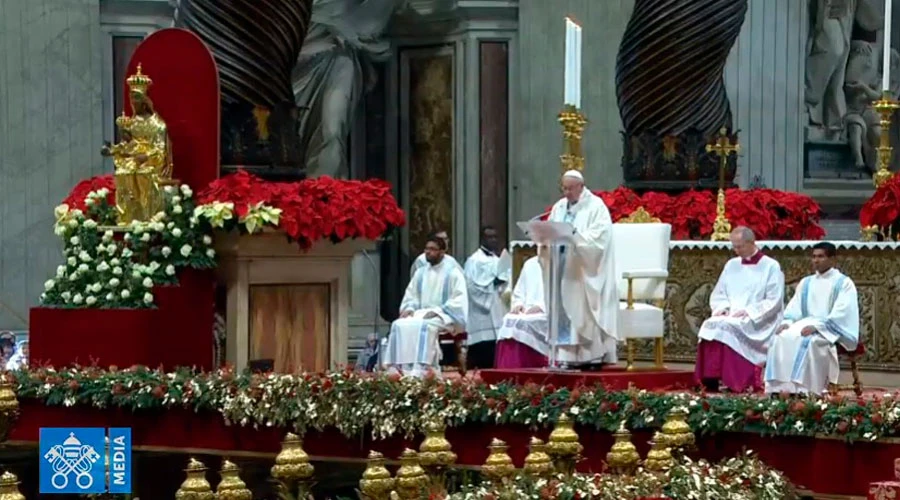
[561, 169, 585, 203]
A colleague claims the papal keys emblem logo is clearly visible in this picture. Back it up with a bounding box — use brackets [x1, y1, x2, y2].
[39, 428, 105, 494]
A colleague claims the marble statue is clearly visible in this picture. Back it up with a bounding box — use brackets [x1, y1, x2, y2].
[845, 40, 900, 173]
[805, 0, 881, 136]
[292, 0, 405, 179]
[845, 39, 883, 172]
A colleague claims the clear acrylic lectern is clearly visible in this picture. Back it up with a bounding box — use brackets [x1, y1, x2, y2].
[516, 220, 575, 370]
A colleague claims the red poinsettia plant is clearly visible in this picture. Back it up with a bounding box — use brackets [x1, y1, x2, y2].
[62, 174, 116, 211]
[60, 171, 406, 248]
[860, 175, 900, 234]
[197, 170, 406, 247]
[549, 187, 825, 240]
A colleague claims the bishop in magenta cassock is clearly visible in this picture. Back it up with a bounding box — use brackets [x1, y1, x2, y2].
[695, 226, 784, 392]
[543, 170, 619, 366]
[765, 242, 859, 395]
[495, 256, 549, 368]
[383, 232, 468, 378]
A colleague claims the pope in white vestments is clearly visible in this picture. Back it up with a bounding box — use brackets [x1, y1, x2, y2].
[543, 170, 619, 366]
[765, 243, 859, 395]
[496, 256, 550, 368]
[695, 227, 784, 392]
[383, 233, 469, 377]
[463, 226, 510, 369]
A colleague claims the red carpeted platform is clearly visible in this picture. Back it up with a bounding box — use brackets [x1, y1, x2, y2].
[478, 367, 696, 391]
[29, 269, 214, 371]
[5, 399, 894, 497]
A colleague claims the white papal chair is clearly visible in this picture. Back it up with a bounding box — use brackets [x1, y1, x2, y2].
[612, 208, 671, 370]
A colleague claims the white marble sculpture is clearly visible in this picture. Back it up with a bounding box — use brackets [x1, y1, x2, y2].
[292, 0, 406, 178]
[805, 0, 881, 136]
[844, 39, 883, 171]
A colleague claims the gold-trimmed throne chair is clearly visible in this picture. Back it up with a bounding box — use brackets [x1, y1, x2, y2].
[612, 208, 671, 370]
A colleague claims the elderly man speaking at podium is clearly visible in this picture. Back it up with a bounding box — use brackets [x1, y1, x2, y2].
[542, 169, 619, 367]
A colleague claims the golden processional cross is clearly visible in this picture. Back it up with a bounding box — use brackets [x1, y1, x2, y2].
[705, 128, 740, 241]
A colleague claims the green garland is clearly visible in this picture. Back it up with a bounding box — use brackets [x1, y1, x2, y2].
[5, 366, 894, 443]
[448, 454, 796, 500]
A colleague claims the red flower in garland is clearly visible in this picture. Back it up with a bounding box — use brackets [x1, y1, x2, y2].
[62, 175, 116, 211]
[860, 175, 900, 228]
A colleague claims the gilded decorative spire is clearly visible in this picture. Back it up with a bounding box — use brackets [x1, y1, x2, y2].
[0, 471, 25, 500]
[215, 460, 252, 500]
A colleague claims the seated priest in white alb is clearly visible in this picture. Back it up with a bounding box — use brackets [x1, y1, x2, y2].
[543, 170, 619, 367]
[765, 242, 859, 396]
[411, 229, 460, 276]
[695, 226, 784, 392]
[463, 226, 511, 369]
[495, 256, 549, 368]
[383, 232, 469, 377]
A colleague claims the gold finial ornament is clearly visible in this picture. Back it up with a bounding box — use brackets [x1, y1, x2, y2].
[359, 451, 395, 500]
[0, 377, 20, 443]
[643, 435, 675, 473]
[873, 91, 899, 188]
[482, 438, 516, 484]
[657, 407, 696, 456]
[523, 437, 554, 478]
[175, 458, 216, 500]
[418, 419, 456, 495]
[605, 422, 641, 475]
[559, 104, 588, 174]
[0, 471, 25, 500]
[271, 433, 315, 498]
[705, 128, 740, 241]
[215, 460, 252, 500]
[619, 207, 661, 224]
[101, 63, 175, 226]
[547, 413, 583, 475]
[393, 449, 429, 500]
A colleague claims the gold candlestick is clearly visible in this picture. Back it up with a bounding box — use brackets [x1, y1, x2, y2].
[559, 105, 588, 174]
[873, 91, 899, 188]
[706, 128, 740, 241]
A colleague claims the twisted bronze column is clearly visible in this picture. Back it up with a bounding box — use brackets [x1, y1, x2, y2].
[176, 0, 314, 179]
[615, 0, 747, 190]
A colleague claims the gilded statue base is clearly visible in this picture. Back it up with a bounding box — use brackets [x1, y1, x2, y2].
[620, 128, 739, 191]
[512, 241, 900, 371]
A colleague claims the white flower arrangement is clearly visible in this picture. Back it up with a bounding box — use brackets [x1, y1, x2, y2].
[42, 184, 217, 309]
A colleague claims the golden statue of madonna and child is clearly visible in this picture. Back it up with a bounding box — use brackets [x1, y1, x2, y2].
[100, 64, 177, 226]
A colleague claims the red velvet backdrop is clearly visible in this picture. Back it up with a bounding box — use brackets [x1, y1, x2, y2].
[125, 28, 220, 189]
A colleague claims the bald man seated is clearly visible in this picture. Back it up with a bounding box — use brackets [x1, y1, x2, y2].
[694, 227, 785, 393]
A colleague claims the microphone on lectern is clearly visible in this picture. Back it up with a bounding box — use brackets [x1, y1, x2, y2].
[529, 210, 552, 221]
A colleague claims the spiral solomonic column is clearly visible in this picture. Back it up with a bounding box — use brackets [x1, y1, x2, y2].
[615, 0, 747, 137]
[176, 0, 312, 106]
[176, 0, 314, 177]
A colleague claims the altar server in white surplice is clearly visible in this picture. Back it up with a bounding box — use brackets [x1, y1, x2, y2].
[495, 256, 550, 368]
[695, 226, 784, 393]
[383, 232, 469, 377]
[765, 242, 859, 395]
[462, 226, 510, 369]
[411, 229, 460, 276]
[543, 170, 619, 366]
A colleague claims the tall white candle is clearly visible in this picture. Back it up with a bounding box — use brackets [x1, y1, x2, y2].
[564, 17, 583, 108]
[884, 0, 893, 91]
